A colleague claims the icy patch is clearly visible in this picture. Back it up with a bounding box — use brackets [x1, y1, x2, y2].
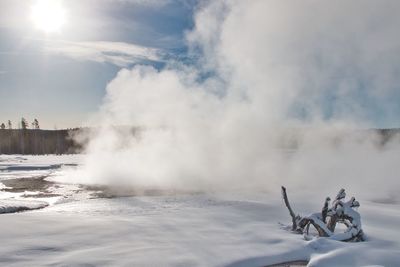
[0, 199, 48, 214]
[0, 155, 89, 213]
[1, 164, 62, 171]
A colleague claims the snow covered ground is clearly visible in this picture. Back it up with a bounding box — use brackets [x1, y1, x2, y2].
[0, 155, 399, 266]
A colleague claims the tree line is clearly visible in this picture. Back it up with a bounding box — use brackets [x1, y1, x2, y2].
[0, 118, 84, 155]
[1, 118, 40, 130]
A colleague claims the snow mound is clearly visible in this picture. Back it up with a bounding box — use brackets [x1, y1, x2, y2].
[0, 199, 48, 214]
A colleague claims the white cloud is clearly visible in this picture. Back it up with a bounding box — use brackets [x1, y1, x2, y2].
[100, 0, 170, 7]
[43, 40, 161, 67]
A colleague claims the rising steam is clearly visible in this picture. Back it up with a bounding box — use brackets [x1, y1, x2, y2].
[69, 0, 400, 199]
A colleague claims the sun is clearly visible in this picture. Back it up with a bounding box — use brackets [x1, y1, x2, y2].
[31, 0, 67, 33]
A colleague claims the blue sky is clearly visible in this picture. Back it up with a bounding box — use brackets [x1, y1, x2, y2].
[1, 0, 400, 129]
[0, 0, 195, 129]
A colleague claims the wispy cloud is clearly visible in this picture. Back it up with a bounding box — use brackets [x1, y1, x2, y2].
[107, 0, 170, 6]
[43, 40, 162, 67]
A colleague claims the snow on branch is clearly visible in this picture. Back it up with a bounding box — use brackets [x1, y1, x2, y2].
[281, 186, 365, 242]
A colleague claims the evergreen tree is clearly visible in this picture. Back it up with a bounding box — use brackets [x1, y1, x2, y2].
[7, 120, 12, 129]
[21, 117, 28, 130]
[0, 123, 5, 129]
[33, 119, 40, 129]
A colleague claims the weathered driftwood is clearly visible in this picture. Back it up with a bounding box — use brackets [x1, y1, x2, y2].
[281, 186, 300, 231]
[281, 186, 365, 242]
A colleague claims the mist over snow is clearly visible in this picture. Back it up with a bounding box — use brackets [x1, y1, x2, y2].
[68, 0, 400, 199]
[2, 1, 400, 266]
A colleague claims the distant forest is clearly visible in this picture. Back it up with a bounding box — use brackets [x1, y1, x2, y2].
[0, 118, 84, 155]
[0, 118, 399, 155]
[0, 129, 84, 155]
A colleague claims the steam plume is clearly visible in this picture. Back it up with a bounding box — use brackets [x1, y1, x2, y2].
[70, 0, 400, 199]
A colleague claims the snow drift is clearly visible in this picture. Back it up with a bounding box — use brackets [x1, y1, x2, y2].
[0, 199, 48, 214]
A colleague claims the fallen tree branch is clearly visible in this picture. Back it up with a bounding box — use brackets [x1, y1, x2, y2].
[281, 186, 298, 231]
[281, 187, 365, 242]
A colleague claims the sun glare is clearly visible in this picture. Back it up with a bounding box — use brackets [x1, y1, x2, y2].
[31, 0, 67, 33]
